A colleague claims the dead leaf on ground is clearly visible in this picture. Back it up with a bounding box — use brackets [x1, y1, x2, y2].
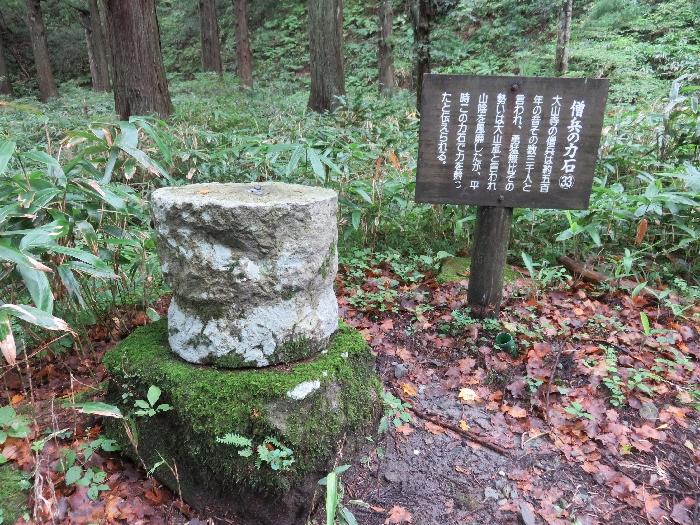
[507, 406, 528, 418]
[458, 388, 479, 403]
[401, 383, 417, 397]
[385, 505, 412, 524]
[424, 421, 445, 435]
[395, 424, 414, 437]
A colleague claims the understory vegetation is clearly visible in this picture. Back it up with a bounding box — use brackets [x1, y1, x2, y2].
[1, 0, 698, 354]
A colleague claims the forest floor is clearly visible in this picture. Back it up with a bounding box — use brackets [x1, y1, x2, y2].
[1, 263, 698, 525]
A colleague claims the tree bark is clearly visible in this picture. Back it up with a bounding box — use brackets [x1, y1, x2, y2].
[413, 0, 431, 108]
[308, 0, 345, 112]
[98, 0, 113, 76]
[79, 0, 110, 91]
[554, 0, 573, 75]
[234, 0, 252, 87]
[467, 207, 513, 318]
[105, 0, 173, 120]
[25, 0, 58, 101]
[0, 34, 11, 96]
[378, 0, 395, 95]
[200, 0, 222, 73]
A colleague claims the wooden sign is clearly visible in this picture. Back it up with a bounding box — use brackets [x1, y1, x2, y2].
[416, 74, 609, 210]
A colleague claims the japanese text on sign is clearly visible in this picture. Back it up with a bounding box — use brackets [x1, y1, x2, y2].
[416, 75, 609, 210]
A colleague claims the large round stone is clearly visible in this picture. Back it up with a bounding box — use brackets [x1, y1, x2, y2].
[151, 182, 339, 368]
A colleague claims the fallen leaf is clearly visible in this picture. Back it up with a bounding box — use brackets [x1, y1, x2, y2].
[635, 218, 648, 245]
[670, 498, 694, 525]
[401, 383, 417, 397]
[454, 465, 470, 474]
[424, 421, 445, 435]
[507, 406, 528, 418]
[459, 420, 470, 431]
[395, 424, 414, 437]
[385, 505, 412, 524]
[144, 485, 164, 505]
[458, 388, 479, 403]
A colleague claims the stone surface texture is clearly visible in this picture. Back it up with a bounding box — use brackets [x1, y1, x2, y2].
[151, 182, 339, 368]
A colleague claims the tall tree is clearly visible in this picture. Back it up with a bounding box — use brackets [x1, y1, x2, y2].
[105, 0, 173, 119]
[413, 0, 431, 108]
[308, 0, 345, 112]
[25, 0, 58, 101]
[234, 0, 253, 87]
[555, 0, 573, 74]
[75, 0, 110, 91]
[199, 0, 222, 73]
[378, 0, 395, 95]
[0, 33, 11, 96]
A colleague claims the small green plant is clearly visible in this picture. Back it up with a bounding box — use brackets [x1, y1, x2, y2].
[0, 406, 31, 444]
[217, 434, 295, 471]
[481, 317, 502, 333]
[347, 286, 398, 312]
[627, 369, 658, 396]
[133, 386, 172, 417]
[525, 376, 543, 395]
[60, 448, 110, 500]
[639, 312, 652, 337]
[521, 252, 569, 297]
[601, 346, 625, 406]
[255, 437, 295, 471]
[378, 390, 411, 433]
[65, 465, 110, 501]
[216, 433, 253, 457]
[319, 464, 357, 525]
[80, 436, 121, 460]
[564, 402, 594, 421]
[439, 309, 475, 336]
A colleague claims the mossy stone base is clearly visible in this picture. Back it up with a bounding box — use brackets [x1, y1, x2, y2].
[0, 464, 25, 524]
[102, 320, 380, 525]
[437, 256, 518, 284]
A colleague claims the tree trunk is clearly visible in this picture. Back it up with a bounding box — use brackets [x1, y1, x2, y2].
[554, 0, 573, 75]
[378, 0, 395, 95]
[25, 0, 58, 101]
[0, 34, 11, 96]
[234, 0, 253, 87]
[105, 0, 173, 120]
[79, 0, 110, 91]
[467, 207, 513, 318]
[89, 0, 111, 89]
[200, 0, 222, 73]
[98, 0, 113, 76]
[413, 0, 431, 108]
[308, 0, 345, 112]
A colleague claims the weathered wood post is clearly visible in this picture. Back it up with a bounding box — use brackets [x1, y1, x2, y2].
[468, 206, 513, 317]
[415, 74, 609, 319]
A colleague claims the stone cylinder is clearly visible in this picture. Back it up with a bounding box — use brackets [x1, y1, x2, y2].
[151, 182, 339, 368]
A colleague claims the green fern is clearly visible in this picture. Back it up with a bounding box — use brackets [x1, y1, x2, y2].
[216, 433, 253, 457]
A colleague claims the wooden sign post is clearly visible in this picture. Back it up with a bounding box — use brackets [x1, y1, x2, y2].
[416, 74, 609, 317]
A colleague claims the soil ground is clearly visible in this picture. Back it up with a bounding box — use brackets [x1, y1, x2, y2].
[1, 267, 698, 525]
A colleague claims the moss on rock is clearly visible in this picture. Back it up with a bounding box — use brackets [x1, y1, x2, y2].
[102, 320, 380, 524]
[437, 256, 518, 284]
[0, 464, 25, 524]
